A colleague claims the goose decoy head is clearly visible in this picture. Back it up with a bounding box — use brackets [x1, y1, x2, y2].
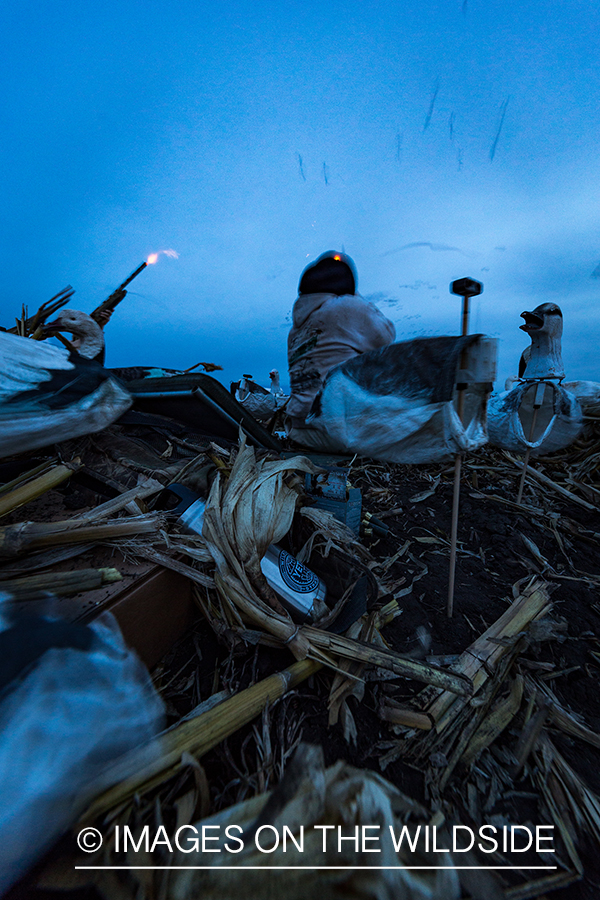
[44, 308, 99, 336]
[520, 303, 563, 337]
[44, 309, 105, 361]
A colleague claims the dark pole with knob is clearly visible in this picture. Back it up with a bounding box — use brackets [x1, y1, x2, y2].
[448, 277, 483, 618]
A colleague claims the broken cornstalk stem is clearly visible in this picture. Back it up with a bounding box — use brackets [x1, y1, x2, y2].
[6, 287, 74, 336]
[425, 581, 551, 732]
[79, 658, 321, 823]
[0, 567, 122, 600]
[505, 452, 595, 511]
[135, 546, 215, 589]
[0, 515, 161, 559]
[0, 459, 82, 519]
[68, 480, 163, 524]
[379, 700, 433, 731]
[0, 459, 58, 497]
[304, 626, 473, 696]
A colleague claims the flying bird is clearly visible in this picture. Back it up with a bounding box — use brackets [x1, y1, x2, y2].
[490, 97, 510, 162]
[382, 242, 473, 258]
[296, 152, 306, 182]
[423, 80, 440, 132]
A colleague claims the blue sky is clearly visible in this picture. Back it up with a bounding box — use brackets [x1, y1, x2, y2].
[2, 0, 600, 390]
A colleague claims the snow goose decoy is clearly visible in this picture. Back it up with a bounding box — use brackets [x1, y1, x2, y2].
[518, 302, 564, 381]
[488, 303, 582, 456]
[235, 370, 289, 423]
[269, 368, 285, 398]
[44, 308, 106, 363]
[0, 331, 132, 459]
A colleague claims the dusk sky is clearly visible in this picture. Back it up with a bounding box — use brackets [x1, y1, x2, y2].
[2, 0, 600, 391]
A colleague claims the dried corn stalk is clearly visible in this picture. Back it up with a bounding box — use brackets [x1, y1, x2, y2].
[0, 459, 81, 519]
[79, 659, 319, 822]
[425, 579, 551, 733]
[0, 567, 121, 600]
[378, 581, 551, 773]
[0, 515, 161, 558]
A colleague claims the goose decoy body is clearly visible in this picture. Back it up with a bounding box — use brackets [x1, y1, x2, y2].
[287, 335, 496, 463]
[0, 330, 132, 459]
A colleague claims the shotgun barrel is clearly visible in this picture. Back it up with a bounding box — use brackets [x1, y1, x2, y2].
[90, 261, 147, 323]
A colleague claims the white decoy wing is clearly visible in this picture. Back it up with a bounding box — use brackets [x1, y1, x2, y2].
[0, 331, 132, 458]
[488, 381, 583, 455]
[0, 332, 74, 403]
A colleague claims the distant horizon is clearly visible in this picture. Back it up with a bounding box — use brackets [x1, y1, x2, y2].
[31, 260, 597, 396]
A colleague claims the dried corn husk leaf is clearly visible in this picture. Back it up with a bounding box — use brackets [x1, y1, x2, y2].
[531, 678, 600, 750]
[201, 438, 323, 658]
[298, 505, 371, 562]
[536, 733, 600, 845]
[504, 452, 596, 511]
[531, 732, 600, 875]
[167, 744, 461, 900]
[503, 871, 580, 900]
[409, 475, 441, 504]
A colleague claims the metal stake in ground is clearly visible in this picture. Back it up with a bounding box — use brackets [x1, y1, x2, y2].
[516, 379, 547, 505]
[448, 277, 483, 618]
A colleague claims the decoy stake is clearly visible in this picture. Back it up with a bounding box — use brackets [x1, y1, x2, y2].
[516, 380, 547, 505]
[448, 278, 483, 618]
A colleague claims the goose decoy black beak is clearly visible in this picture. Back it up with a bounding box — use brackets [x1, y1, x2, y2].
[520, 310, 544, 332]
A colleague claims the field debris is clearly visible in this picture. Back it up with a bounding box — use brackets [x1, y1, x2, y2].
[1, 405, 600, 899]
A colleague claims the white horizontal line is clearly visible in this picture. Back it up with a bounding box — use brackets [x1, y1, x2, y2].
[75, 866, 558, 871]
